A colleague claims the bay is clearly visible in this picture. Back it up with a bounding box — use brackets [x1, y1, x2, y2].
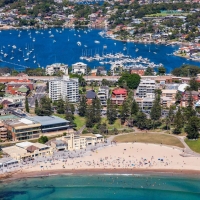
[1, 174, 200, 199]
[0, 28, 199, 72]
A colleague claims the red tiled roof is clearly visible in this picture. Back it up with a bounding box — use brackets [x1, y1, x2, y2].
[112, 88, 127, 95]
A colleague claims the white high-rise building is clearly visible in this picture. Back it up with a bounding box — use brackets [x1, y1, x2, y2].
[136, 79, 157, 98]
[49, 75, 79, 102]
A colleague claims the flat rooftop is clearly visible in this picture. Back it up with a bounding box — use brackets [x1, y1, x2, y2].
[30, 115, 69, 126]
[0, 115, 19, 121]
[4, 118, 41, 128]
[2, 146, 27, 157]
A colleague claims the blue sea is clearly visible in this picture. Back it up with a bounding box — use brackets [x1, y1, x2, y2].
[1, 174, 200, 199]
[0, 28, 199, 73]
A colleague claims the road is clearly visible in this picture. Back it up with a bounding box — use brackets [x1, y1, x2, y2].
[28, 86, 46, 107]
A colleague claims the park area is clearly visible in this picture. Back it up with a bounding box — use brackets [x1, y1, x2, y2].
[114, 133, 184, 148]
[185, 139, 200, 153]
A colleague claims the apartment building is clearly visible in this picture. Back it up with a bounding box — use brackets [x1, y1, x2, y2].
[161, 89, 177, 101]
[0, 122, 7, 141]
[135, 97, 154, 110]
[72, 62, 87, 75]
[136, 79, 157, 98]
[46, 63, 68, 75]
[49, 75, 79, 102]
[97, 86, 109, 106]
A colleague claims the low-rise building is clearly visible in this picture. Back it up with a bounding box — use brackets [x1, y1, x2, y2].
[161, 89, 177, 101]
[72, 62, 87, 75]
[48, 140, 67, 151]
[4, 118, 41, 141]
[111, 88, 128, 105]
[30, 115, 71, 133]
[130, 68, 145, 76]
[2, 94, 25, 106]
[60, 133, 104, 151]
[46, 63, 68, 75]
[0, 157, 18, 168]
[2, 141, 52, 161]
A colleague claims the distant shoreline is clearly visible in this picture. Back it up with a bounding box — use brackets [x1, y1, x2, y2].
[2, 168, 200, 183]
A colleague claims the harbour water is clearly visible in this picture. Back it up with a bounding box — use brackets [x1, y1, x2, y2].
[1, 174, 200, 199]
[0, 28, 199, 73]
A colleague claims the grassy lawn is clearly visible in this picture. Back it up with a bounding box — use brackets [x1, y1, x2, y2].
[146, 12, 189, 17]
[101, 118, 127, 130]
[55, 114, 86, 130]
[54, 113, 65, 119]
[114, 133, 184, 148]
[185, 139, 200, 153]
[74, 115, 86, 130]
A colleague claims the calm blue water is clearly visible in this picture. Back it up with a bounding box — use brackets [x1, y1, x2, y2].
[1, 174, 200, 200]
[0, 28, 199, 72]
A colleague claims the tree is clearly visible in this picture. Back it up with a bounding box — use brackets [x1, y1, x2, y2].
[183, 91, 196, 121]
[65, 100, 74, 124]
[25, 97, 29, 113]
[173, 107, 184, 134]
[189, 78, 199, 91]
[56, 99, 65, 114]
[78, 95, 87, 117]
[118, 72, 141, 89]
[166, 105, 175, 132]
[99, 123, 108, 134]
[136, 111, 147, 130]
[185, 116, 200, 139]
[86, 98, 101, 127]
[144, 67, 154, 76]
[120, 99, 131, 124]
[131, 100, 139, 115]
[157, 66, 166, 75]
[107, 99, 117, 124]
[35, 99, 39, 114]
[150, 95, 161, 121]
[36, 96, 52, 116]
[38, 136, 48, 144]
[175, 92, 182, 103]
[0, 83, 5, 97]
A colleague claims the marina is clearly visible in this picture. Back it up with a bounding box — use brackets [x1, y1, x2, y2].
[0, 28, 199, 72]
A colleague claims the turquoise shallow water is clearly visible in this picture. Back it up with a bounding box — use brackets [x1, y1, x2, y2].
[1, 174, 200, 200]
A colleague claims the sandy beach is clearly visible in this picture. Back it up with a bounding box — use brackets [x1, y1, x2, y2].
[1, 142, 200, 181]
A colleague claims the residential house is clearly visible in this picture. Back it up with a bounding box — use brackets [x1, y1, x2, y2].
[46, 63, 68, 75]
[72, 62, 87, 75]
[111, 88, 128, 105]
[86, 90, 96, 105]
[130, 68, 145, 76]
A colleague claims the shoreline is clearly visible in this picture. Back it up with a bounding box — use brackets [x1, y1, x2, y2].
[2, 168, 200, 183]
